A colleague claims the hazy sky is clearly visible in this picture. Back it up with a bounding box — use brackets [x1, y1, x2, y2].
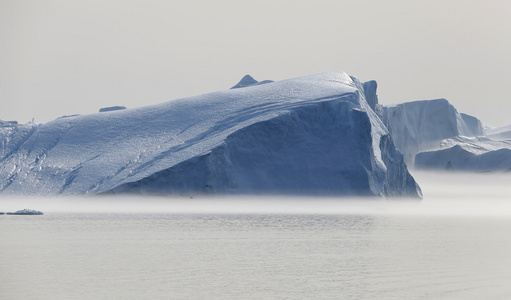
[1, 0, 510, 126]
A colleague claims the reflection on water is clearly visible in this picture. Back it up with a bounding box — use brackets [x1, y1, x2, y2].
[1, 171, 511, 299]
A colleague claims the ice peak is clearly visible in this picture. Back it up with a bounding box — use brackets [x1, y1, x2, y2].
[231, 75, 274, 89]
[240, 74, 257, 84]
[362, 80, 378, 110]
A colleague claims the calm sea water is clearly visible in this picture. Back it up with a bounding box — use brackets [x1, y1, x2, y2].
[1, 171, 511, 300]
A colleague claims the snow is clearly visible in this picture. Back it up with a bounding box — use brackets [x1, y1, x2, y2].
[0, 120, 19, 128]
[415, 136, 511, 171]
[381, 99, 484, 166]
[0, 72, 421, 197]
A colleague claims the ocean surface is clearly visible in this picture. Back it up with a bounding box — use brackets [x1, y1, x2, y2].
[1, 171, 511, 300]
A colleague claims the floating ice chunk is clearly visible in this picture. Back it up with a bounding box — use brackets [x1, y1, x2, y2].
[99, 106, 127, 112]
[6, 209, 43, 215]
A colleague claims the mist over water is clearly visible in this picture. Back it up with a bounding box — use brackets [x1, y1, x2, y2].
[1, 171, 511, 300]
[1, 171, 511, 216]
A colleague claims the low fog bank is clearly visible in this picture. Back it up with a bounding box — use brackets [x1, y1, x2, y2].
[411, 170, 511, 199]
[1, 171, 510, 216]
[0, 195, 401, 215]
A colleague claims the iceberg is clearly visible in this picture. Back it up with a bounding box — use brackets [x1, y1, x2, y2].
[378, 97, 511, 172]
[0, 72, 421, 198]
[415, 136, 511, 172]
[381, 99, 483, 166]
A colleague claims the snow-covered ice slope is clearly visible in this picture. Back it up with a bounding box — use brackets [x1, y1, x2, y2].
[486, 124, 511, 140]
[0, 72, 421, 197]
[415, 136, 511, 171]
[381, 99, 483, 166]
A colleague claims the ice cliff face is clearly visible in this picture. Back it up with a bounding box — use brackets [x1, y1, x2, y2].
[0, 72, 421, 198]
[460, 113, 484, 136]
[381, 99, 484, 166]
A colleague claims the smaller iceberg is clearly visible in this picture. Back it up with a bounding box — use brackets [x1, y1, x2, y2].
[6, 209, 43, 215]
[380, 99, 483, 166]
[415, 136, 511, 172]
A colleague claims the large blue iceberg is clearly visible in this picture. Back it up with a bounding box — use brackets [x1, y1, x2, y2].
[0, 72, 422, 197]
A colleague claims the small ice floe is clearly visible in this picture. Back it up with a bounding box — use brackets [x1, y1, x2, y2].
[6, 209, 43, 215]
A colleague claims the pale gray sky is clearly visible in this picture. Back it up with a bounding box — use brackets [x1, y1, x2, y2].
[1, 0, 510, 126]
